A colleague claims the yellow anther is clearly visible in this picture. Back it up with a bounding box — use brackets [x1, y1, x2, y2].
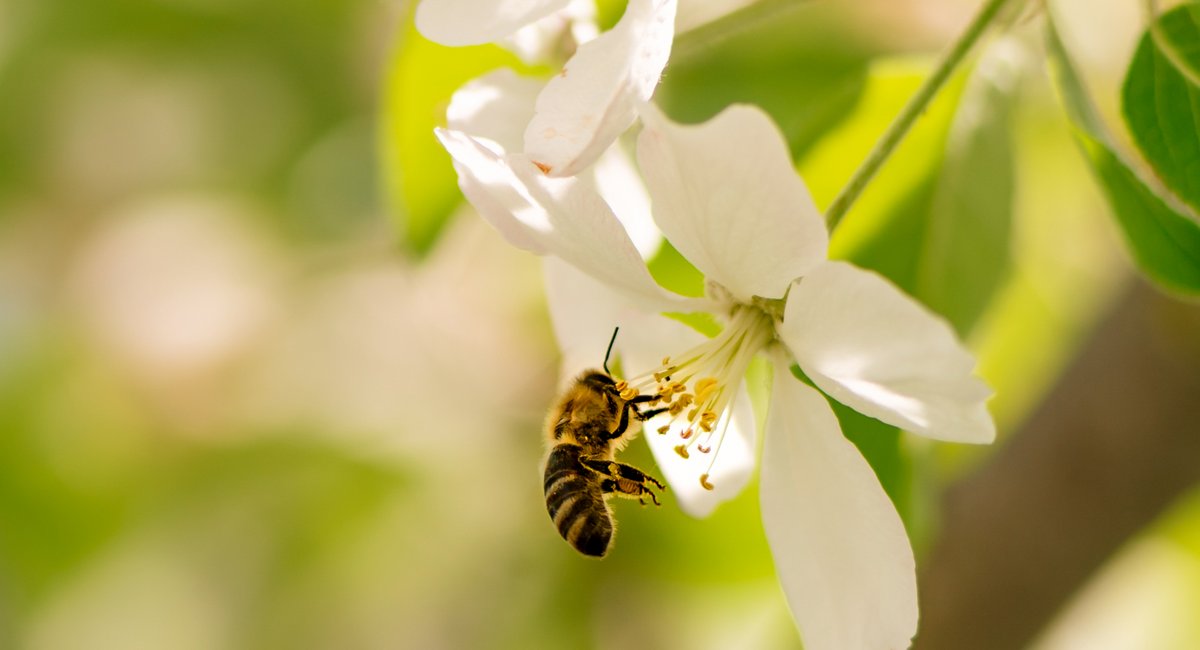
[661, 356, 671, 366]
[657, 425, 670, 435]
[699, 474, 714, 490]
[700, 421, 714, 433]
[672, 382, 687, 394]
[697, 444, 711, 453]
[674, 445, 690, 459]
[653, 371, 669, 382]
[680, 428, 694, 440]
[676, 394, 694, 408]
[668, 402, 685, 416]
[693, 377, 719, 403]
[614, 380, 628, 392]
[688, 407, 700, 421]
[620, 386, 639, 400]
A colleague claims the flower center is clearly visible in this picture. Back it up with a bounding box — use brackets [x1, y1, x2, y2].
[617, 304, 775, 491]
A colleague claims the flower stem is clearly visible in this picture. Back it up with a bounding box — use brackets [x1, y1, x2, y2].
[824, 0, 1017, 231]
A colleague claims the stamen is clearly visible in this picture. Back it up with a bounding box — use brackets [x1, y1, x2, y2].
[657, 425, 670, 435]
[680, 428, 693, 440]
[620, 386, 639, 401]
[674, 445, 689, 459]
[693, 377, 719, 403]
[697, 444, 711, 453]
[699, 474, 714, 490]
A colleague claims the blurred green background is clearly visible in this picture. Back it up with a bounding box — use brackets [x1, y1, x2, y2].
[2, 0, 1200, 648]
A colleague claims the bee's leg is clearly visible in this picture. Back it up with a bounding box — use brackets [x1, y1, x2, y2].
[634, 406, 667, 421]
[604, 394, 663, 442]
[584, 458, 666, 506]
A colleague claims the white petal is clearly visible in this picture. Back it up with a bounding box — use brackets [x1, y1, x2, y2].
[436, 128, 692, 312]
[434, 128, 549, 254]
[524, 0, 677, 176]
[415, 0, 569, 47]
[617, 318, 757, 518]
[592, 145, 661, 258]
[504, 0, 597, 64]
[542, 256, 641, 380]
[636, 103, 829, 302]
[761, 361, 918, 650]
[779, 261, 995, 443]
[446, 69, 543, 154]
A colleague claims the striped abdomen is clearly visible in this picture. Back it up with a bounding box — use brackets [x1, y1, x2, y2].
[544, 444, 613, 557]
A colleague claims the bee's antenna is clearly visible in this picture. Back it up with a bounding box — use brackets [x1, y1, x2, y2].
[603, 327, 619, 375]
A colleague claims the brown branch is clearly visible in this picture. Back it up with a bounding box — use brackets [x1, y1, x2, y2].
[915, 279, 1200, 650]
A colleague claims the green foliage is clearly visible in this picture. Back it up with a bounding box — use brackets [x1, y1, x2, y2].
[808, 62, 962, 279]
[1046, 16, 1200, 296]
[916, 53, 1018, 336]
[1123, 5, 1200, 214]
[812, 54, 1018, 338]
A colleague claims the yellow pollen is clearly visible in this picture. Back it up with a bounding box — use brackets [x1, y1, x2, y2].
[694, 377, 719, 393]
[701, 410, 718, 424]
[668, 402, 685, 416]
[674, 445, 690, 459]
[654, 371, 668, 381]
[657, 425, 670, 435]
[699, 474, 714, 490]
[700, 421, 714, 433]
[687, 407, 700, 421]
[693, 378, 719, 403]
[619, 386, 639, 400]
[676, 394, 694, 408]
[614, 380, 628, 392]
[672, 383, 687, 394]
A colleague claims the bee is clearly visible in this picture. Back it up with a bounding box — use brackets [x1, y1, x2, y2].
[543, 329, 667, 557]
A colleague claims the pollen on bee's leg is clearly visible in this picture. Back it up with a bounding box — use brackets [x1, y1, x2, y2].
[699, 474, 714, 490]
[674, 445, 690, 459]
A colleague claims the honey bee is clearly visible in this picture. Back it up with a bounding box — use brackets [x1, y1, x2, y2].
[543, 329, 667, 557]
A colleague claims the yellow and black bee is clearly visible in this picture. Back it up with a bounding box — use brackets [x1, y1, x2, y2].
[542, 330, 666, 557]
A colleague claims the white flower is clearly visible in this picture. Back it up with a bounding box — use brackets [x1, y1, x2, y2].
[415, 0, 576, 48]
[421, 0, 678, 178]
[435, 103, 994, 650]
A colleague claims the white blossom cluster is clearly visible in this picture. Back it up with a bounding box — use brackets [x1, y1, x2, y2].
[417, 3, 995, 648]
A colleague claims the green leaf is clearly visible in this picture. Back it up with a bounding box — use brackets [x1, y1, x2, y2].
[808, 60, 965, 293]
[916, 47, 1020, 336]
[379, 20, 531, 255]
[1046, 17, 1200, 295]
[1123, 5, 1200, 213]
[813, 51, 1019, 337]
